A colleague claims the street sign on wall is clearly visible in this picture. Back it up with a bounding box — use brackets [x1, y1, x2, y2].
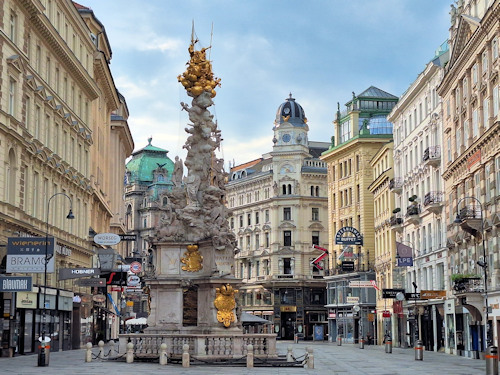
[7, 237, 54, 273]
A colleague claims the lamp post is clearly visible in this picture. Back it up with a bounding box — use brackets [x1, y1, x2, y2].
[453, 196, 490, 350]
[38, 193, 74, 367]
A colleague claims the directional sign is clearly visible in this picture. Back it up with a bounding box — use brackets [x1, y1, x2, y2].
[76, 278, 106, 287]
[119, 234, 137, 241]
[0, 276, 32, 292]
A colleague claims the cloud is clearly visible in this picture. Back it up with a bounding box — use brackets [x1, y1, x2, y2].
[221, 135, 270, 167]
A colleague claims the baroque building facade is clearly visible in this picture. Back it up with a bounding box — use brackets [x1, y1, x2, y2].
[438, 0, 500, 358]
[0, 0, 132, 356]
[226, 95, 329, 340]
[321, 86, 397, 344]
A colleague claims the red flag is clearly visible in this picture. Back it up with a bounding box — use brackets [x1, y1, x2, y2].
[370, 280, 380, 291]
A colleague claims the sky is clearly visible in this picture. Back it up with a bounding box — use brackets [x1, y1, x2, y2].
[82, 0, 452, 168]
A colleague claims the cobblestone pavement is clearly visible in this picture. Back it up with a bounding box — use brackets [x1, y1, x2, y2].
[0, 341, 488, 375]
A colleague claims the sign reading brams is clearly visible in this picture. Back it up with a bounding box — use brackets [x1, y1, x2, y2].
[335, 227, 363, 246]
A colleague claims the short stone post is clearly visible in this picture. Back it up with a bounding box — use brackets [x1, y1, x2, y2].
[306, 347, 314, 369]
[109, 340, 115, 356]
[246, 344, 254, 368]
[85, 342, 92, 362]
[182, 344, 190, 368]
[126, 342, 134, 363]
[159, 343, 168, 365]
[98, 340, 105, 359]
[286, 345, 294, 362]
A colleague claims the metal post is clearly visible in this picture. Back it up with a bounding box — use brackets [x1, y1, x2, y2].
[37, 193, 74, 367]
[415, 339, 424, 360]
[485, 346, 498, 375]
[385, 335, 392, 353]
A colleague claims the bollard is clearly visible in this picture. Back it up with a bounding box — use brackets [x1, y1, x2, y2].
[338, 335, 342, 346]
[109, 340, 115, 356]
[306, 347, 314, 369]
[247, 344, 254, 368]
[486, 346, 498, 375]
[359, 337, 364, 349]
[182, 344, 190, 368]
[286, 345, 294, 362]
[159, 343, 168, 365]
[126, 342, 134, 363]
[85, 342, 92, 362]
[294, 334, 298, 343]
[98, 340, 105, 359]
[385, 336, 392, 353]
[414, 340, 424, 361]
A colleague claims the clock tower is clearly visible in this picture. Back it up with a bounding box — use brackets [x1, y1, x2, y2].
[272, 93, 309, 150]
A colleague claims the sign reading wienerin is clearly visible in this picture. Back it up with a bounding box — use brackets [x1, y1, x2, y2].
[7, 237, 54, 273]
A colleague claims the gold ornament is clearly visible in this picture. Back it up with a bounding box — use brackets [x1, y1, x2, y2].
[214, 284, 238, 328]
[178, 39, 221, 98]
[181, 244, 203, 272]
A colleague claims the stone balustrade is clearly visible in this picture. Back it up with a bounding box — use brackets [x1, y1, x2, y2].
[118, 333, 276, 359]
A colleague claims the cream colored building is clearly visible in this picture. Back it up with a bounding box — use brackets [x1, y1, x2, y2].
[438, 0, 500, 356]
[368, 141, 398, 345]
[0, 0, 132, 355]
[321, 86, 397, 344]
[226, 95, 330, 340]
[387, 42, 449, 352]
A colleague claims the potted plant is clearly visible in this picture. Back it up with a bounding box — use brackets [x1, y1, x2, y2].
[392, 208, 401, 214]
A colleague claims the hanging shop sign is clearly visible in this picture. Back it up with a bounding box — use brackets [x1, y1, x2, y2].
[7, 237, 55, 273]
[16, 291, 37, 308]
[0, 276, 32, 292]
[346, 296, 359, 304]
[94, 233, 121, 246]
[59, 268, 101, 280]
[341, 261, 355, 271]
[76, 278, 107, 287]
[119, 234, 137, 241]
[382, 288, 405, 299]
[335, 227, 363, 246]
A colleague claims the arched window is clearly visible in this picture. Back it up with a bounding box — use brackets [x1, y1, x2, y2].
[282, 185, 286, 195]
[287, 184, 292, 195]
[162, 197, 168, 206]
[310, 186, 314, 196]
[315, 186, 319, 197]
[157, 174, 164, 182]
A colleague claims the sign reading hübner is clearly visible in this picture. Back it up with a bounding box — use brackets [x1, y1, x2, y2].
[335, 227, 363, 246]
[7, 237, 55, 273]
[59, 268, 101, 280]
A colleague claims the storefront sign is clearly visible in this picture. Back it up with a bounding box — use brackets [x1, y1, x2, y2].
[346, 296, 359, 304]
[119, 234, 137, 241]
[0, 276, 32, 292]
[16, 292, 37, 309]
[382, 310, 391, 318]
[335, 227, 363, 245]
[342, 261, 355, 271]
[280, 306, 297, 312]
[7, 237, 55, 273]
[76, 278, 106, 287]
[59, 268, 101, 280]
[349, 280, 373, 288]
[467, 149, 481, 170]
[94, 233, 121, 246]
[420, 290, 446, 299]
[405, 292, 420, 300]
[382, 288, 405, 299]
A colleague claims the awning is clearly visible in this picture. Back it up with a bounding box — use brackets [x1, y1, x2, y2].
[241, 311, 271, 325]
[125, 317, 147, 325]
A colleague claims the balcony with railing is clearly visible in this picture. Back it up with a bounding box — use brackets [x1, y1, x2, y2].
[452, 276, 483, 294]
[389, 177, 403, 193]
[423, 191, 444, 214]
[423, 146, 441, 167]
[405, 204, 421, 225]
[456, 205, 483, 236]
[390, 213, 403, 233]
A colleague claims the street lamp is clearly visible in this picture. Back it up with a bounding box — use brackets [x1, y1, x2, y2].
[453, 196, 490, 350]
[38, 193, 74, 367]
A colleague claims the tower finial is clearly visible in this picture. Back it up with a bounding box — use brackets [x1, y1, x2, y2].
[148, 136, 152, 145]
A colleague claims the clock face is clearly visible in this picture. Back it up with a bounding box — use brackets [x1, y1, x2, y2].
[283, 107, 290, 115]
[282, 134, 291, 143]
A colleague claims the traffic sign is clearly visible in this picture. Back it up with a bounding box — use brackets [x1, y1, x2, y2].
[130, 261, 142, 274]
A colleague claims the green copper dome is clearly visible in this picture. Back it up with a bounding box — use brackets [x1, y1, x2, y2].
[126, 138, 175, 184]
